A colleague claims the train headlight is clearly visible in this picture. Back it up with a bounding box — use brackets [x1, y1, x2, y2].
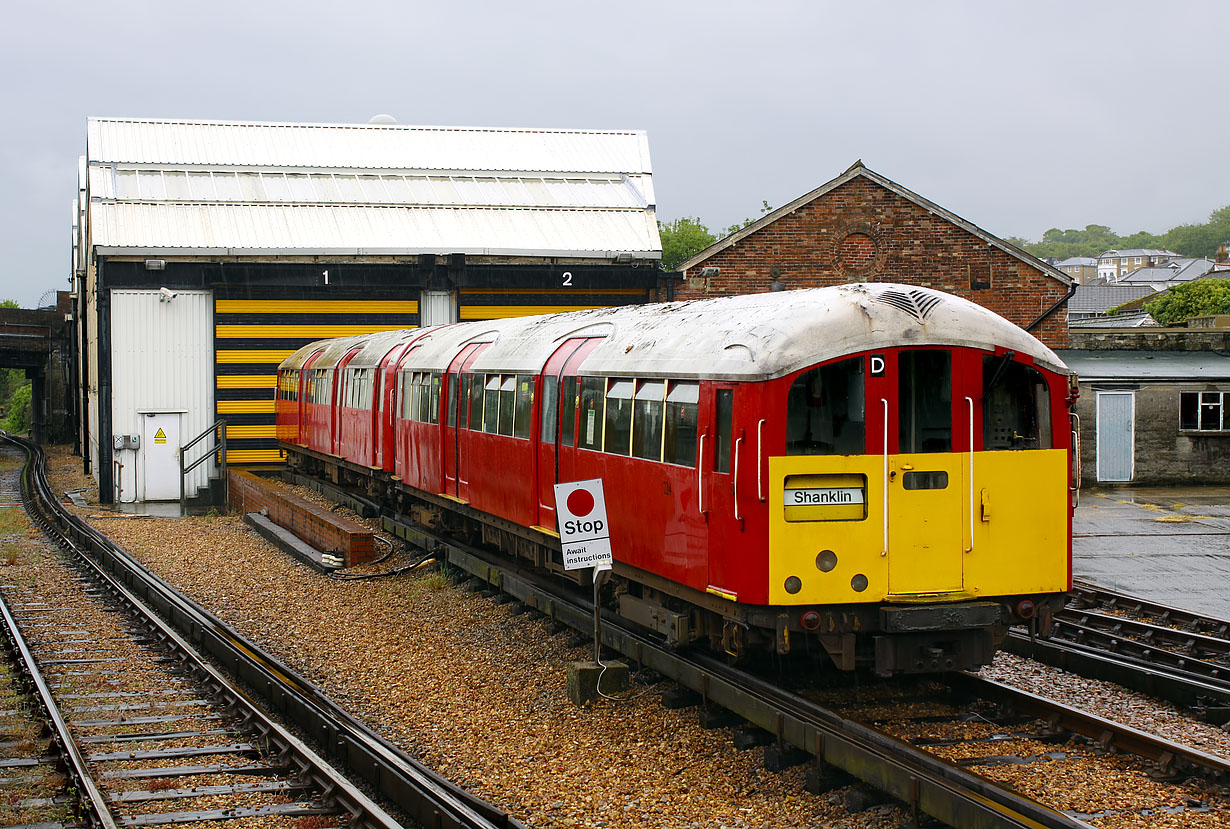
[816, 549, 837, 572]
[801, 610, 821, 631]
[784, 576, 802, 594]
[1016, 599, 1036, 620]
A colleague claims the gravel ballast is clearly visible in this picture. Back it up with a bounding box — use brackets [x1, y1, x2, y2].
[40, 447, 1230, 827]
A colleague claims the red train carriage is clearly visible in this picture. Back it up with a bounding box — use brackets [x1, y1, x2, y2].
[278, 284, 1075, 676]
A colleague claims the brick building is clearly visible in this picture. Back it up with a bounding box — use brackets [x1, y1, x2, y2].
[670, 162, 1074, 348]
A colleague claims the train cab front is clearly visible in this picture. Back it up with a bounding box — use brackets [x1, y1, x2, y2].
[765, 347, 1072, 676]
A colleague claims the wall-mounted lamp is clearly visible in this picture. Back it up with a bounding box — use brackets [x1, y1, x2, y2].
[144, 259, 166, 271]
[700, 266, 720, 277]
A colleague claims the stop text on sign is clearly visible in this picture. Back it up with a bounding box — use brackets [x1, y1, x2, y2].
[553, 479, 613, 571]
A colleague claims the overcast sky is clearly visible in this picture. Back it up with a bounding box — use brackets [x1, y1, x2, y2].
[1, 0, 1226, 307]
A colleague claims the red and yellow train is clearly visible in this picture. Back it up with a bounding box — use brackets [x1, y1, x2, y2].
[277, 283, 1075, 676]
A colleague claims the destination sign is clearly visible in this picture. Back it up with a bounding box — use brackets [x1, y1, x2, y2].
[784, 487, 865, 506]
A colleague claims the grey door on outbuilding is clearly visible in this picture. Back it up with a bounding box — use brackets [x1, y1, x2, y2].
[1096, 391, 1134, 482]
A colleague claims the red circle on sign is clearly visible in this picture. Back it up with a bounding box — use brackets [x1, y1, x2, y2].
[567, 488, 595, 517]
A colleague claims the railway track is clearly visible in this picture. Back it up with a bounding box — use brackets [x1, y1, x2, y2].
[0, 434, 521, 829]
[1006, 583, 1230, 722]
[361, 502, 1230, 827]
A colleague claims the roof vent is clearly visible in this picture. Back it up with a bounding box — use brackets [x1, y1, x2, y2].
[368, 114, 398, 125]
[874, 289, 943, 323]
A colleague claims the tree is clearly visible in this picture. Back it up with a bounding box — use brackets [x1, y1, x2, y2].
[0, 299, 30, 428]
[1144, 279, 1230, 325]
[1015, 206, 1230, 262]
[1161, 206, 1230, 259]
[721, 200, 775, 237]
[657, 217, 717, 272]
[2, 384, 31, 433]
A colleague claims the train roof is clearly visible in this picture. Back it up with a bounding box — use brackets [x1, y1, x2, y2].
[281, 284, 1069, 381]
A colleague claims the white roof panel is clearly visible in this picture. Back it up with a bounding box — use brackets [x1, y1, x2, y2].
[87, 118, 651, 175]
[85, 117, 659, 260]
[91, 202, 661, 257]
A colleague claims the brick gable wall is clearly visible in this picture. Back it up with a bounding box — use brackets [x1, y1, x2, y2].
[670, 177, 1069, 348]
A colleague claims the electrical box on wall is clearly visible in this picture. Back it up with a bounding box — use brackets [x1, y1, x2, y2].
[112, 435, 141, 450]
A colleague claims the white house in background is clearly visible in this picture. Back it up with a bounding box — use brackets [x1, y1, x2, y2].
[1097, 248, 1181, 282]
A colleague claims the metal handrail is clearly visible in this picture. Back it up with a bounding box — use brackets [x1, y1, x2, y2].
[180, 419, 227, 515]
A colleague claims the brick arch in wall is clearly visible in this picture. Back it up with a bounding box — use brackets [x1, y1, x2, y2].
[825, 219, 892, 280]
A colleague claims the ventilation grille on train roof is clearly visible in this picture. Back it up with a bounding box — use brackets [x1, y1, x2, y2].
[873, 289, 943, 323]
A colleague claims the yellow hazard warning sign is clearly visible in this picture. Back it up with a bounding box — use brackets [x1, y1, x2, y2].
[154, 428, 167, 444]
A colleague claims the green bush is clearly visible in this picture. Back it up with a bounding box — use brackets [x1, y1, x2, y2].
[2, 383, 32, 433]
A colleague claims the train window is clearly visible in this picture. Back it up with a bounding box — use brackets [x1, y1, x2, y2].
[429, 373, 442, 425]
[983, 358, 1052, 450]
[541, 376, 559, 443]
[604, 380, 635, 456]
[498, 375, 516, 436]
[664, 382, 699, 467]
[786, 358, 865, 455]
[714, 389, 733, 473]
[514, 375, 534, 439]
[899, 351, 951, 453]
[579, 377, 605, 450]
[416, 373, 428, 420]
[468, 373, 483, 431]
[402, 374, 416, 420]
[447, 374, 459, 426]
[561, 376, 578, 447]
[632, 380, 666, 461]
[483, 375, 501, 434]
[375, 373, 383, 413]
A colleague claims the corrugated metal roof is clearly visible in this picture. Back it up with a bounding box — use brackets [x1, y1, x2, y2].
[1069, 310, 1159, 328]
[87, 118, 652, 175]
[91, 202, 661, 256]
[1059, 349, 1230, 381]
[84, 117, 660, 259]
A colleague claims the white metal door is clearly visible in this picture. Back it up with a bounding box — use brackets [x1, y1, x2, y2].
[420, 290, 456, 326]
[142, 413, 182, 501]
[1096, 391, 1134, 482]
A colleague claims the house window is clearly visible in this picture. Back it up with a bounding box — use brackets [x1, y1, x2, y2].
[1180, 391, 1226, 431]
[1135, 257, 1142, 264]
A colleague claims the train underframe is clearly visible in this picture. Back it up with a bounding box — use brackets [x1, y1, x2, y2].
[283, 443, 1063, 676]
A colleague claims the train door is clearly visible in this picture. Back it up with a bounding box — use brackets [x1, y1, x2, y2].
[884, 349, 965, 595]
[535, 338, 596, 530]
[332, 348, 362, 456]
[442, 342, 484, 497]
[703, 383, 743, 595]
[298, 350, 324, 446]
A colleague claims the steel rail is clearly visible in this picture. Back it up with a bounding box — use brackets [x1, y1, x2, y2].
[1047, 612, 1230, 684]
[0, 583, 119, 829]
[5, 435, 521, 829]
[1068, 582, 1230, 637]
[1055, 608, 1230, 664]
[1003, 631, 1230, 718]
[383, 515, 1086, 829]
[945, 673, 1230, 782]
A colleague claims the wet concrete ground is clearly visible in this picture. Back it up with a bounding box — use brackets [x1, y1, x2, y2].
[1074, 487, 1230, 621]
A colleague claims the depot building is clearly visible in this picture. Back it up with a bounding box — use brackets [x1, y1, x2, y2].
[73, 117, 662, 504]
